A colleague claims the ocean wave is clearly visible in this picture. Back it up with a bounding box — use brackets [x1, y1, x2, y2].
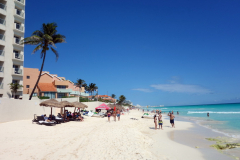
[187, 111, 240, 114]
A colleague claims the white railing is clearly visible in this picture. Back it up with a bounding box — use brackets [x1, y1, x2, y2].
[13, 53, 23, 60]
[15, 9, 24, 18]
[15, 23, 24, 31]
[0, 34, 5, 41]
[12, 68, 22, 75]
[16, 0, 24, 4]
[0, 83, 3, 89]
[0, 18, 6, 26]
[0, 66, 4, 72]
[0, 3, 6, 11]
[0, 50, 4, 56]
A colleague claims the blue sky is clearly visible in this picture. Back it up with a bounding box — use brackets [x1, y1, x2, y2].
[24, 0, 240, 106]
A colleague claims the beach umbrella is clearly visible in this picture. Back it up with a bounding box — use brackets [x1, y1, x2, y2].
[39, 99, 63, 120]
[60, 101, 77, 120]
[72, 101, 88, 113]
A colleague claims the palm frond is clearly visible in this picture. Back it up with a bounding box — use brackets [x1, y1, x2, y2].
[43, 34, 53, 41]
[51, 47, 59, 61]
[32, 44, 43, 54]
[53, 34, 66, 44]
[49, 41, 56, 48]
[21, 35, 43, 45]
[32, 30, 44, 37]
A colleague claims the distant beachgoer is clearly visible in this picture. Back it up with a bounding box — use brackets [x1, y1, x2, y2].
[207, 113, 209, 117]
[172, 111, 174, 114]
[160, 110, 162, 113]
[154, 115, 158, 130]
[177, 111, 179, 115]
[168, 113, 175, 128]
[117, 109, 120, 121]
[113, 111, 117, 122]
[107, 111, 111, 122]
[158, 113, 163, 130]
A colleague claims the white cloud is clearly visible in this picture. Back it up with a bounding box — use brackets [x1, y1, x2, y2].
[132, 88, 152, 92]
[150, 84, 211, 94]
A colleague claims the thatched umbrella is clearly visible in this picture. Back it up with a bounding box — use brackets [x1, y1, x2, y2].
[60, 101, 77, 120]
[39, 99, 63, 120]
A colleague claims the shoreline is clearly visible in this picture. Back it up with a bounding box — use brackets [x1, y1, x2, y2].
[0, 110, 238, 159]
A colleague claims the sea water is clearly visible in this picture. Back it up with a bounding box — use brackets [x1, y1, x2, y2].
[147, 103, 240, 139]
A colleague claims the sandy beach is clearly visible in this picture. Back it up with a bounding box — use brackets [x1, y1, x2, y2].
[0, 110, 234, 160]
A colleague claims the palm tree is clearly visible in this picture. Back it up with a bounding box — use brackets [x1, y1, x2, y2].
[21, 23, 66, 100]
[8, 83, 23, 99]
[118, 95, 126, 105]
[75, 79, 85, 101]
[89, 83, 98, 96]
[111, 94, 116, 99]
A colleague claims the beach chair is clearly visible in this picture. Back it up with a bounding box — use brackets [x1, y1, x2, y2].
[37, 116, 56, 126]
[32, 114, 39, 124]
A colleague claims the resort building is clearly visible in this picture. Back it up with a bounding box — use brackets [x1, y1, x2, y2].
[23, 68, 89, 99]
[0, 0, 26, 98]
[89, 95, 116, 103]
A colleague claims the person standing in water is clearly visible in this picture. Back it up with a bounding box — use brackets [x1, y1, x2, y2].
[107, 111, 111, 122]
[168, 112, 175, 128]
[158, 112, 163, 130]
[207, 112, 209, 117]
[154, 115, 158, 130]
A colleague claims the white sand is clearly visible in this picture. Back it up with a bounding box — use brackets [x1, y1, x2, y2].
[0, 110, 207, 160]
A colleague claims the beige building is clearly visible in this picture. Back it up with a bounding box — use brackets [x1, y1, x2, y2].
[0, 0, 25, 98]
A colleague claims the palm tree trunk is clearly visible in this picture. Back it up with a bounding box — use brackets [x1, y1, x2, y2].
[29, 51, 46, 100]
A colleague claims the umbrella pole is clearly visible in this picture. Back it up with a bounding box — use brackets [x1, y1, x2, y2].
[64, 107, 66, 121]
[74, 107, 76, 113]
[51, 107, 52, 120]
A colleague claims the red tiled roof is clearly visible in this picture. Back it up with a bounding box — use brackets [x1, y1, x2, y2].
[38, 83, 57, 92]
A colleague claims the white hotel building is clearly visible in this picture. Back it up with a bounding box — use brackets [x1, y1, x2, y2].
[0, 0, 25, 98]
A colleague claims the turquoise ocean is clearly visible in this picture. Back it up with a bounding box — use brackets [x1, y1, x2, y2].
[146, 103, 240, 139]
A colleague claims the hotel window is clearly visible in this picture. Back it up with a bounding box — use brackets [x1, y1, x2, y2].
[57, 93, 65, 98]
[44, 92, 56, 99]
[57, 85, 66, 89]
[12, 80, 18, 84]
[26, 85, 29, 88]
[27, 76, 30, 79]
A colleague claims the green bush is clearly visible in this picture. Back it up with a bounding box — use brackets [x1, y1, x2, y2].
[38, 96, 49, 99]
[79, 97, 88, 102]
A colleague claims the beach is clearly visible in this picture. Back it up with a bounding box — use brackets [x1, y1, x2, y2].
[0, 110, 235, 160]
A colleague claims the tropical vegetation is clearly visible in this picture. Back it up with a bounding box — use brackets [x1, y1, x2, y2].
[22, 23, 66, 100]
[8, 83, 23, 99]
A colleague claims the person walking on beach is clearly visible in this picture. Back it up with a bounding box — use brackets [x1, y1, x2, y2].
[113, 111, 117, 122]
[107, 111, 111, 122]
[168, 112, 175, 128]
[117, 109, 120, 121]
[154, 115, 158, 130]
[158, 112, 163, 130]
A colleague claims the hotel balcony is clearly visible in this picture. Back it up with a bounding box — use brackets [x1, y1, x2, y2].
[12, 68, 23, 76]
[0, 66, 3, 77]
[0, 83, 3, 94]
[0, 34, 5, 41]
[0, 50, 4, 61]
[0, 3, 6, 16]
[15, 0, 25, 6]
[57, 88, 72, 93]
[0, 18, 5, 26]
[14, 9, 25, 19]
[13, 53, 23, 61]
[14, 23, 24, 33]
[70, 91, 89, 96]
[13, 37, 23, 47]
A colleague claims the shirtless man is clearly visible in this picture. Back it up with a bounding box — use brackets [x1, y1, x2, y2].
[168, 112, 175, 128]
[117, 109, 121, 121]
[158, 112, 163, 130]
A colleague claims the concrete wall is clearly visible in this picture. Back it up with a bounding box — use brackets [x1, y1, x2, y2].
[0, 98, 54, 123]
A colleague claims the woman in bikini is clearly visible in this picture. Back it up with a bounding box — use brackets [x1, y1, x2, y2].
[154, 115, 158, 130]
[107, 111, 111, 122]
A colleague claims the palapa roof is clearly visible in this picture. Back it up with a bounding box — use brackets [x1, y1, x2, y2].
[72, 101, 88, 109]
[39, 99, 63, 108]
[60, 101, 76, 107]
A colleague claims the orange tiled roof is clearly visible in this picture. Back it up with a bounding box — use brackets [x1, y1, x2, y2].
[38, 83, 57, 92]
